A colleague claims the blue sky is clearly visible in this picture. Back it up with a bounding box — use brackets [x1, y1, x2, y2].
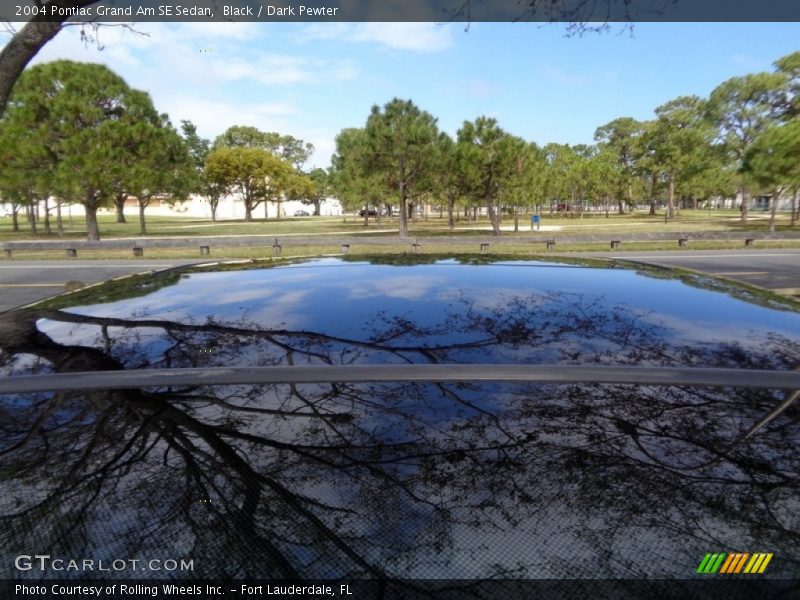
[5, 21, 799, 168]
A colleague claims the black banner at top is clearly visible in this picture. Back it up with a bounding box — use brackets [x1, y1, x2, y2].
[2, 0, 799, 23]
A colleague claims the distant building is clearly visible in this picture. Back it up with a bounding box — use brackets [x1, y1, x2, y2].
[2, 194, 343, 221]
[752, 193, 795, 212]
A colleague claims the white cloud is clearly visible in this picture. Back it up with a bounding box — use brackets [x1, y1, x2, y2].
[25, 24, 356, 90]
[7, 23, 347, 167]
[302, 134, 338, 170]
[158, 95, 298, 139]
[159, 97, 340, 167]
[203, 54, 358, 86]
[347, 276, 443, 301]
[26, 23, 155, 68]
[303, 23, 454, 53]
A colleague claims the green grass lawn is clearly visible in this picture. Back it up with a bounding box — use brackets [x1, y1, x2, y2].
[1, 208, 796, 244]
[0, 213, 389, 239]
[4, 239, 799, 261]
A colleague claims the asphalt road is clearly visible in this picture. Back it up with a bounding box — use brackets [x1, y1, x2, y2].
[600, 249, 800, 295]
[0, 260, 203, 312]
[0, 250, 797, 312]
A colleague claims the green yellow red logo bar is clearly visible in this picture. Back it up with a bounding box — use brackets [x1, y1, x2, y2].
[696, 552, 773, 574]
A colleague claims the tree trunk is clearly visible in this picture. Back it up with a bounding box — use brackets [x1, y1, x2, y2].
[138, 200, 147, 235]
[244, 202, 253, 222]
[624, 180, 633, 215]
[513, 206, 519, 232]
[28, 203, 37, 235]
[313, 199, 321, 216]
[740, 185, 750, 222]
[114, 193, 127, 223]
[210, 200, 218, 222]
[43, 197, 51, 234]
[667, 176, 675, 221]
[768, 189, 779, 234]
[363, 203, 369, 227]
[398, 181, 408, 237]
[85, 204, 100, 241]
[11, 205, 19, 232]
[56, 200, 63, 237]
[792, 189, 799, 226]
[649, 174, 657, 216]
[447, 198, 454, 231]
[487, 203, 501, 236]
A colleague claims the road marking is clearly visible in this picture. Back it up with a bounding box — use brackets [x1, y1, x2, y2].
[0, 283, 65, 287]
[774, 288, 800, 295]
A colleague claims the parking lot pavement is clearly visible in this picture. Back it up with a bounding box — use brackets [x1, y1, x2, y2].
[0, 260, 203, 312]
[604, 249, 800, 294]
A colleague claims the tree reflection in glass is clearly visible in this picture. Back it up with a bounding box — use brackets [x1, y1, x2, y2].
[1, 258, 798, 580]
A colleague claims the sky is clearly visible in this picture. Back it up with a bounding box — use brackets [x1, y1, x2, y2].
[3, 21, 800, 169]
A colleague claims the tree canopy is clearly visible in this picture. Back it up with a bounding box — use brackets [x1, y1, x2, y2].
[302, 167, 332, 216]
[594, 117, 643, 213]
[3, 45, 799, 237]
[214, 125, 314, 170]
[744, 119, 800, 231]
[325, 50, 798, 231]
[331, 127, 384, 222]
[457, 117, 530, 236]
[363, 98, 440, 236]
[0, 60, 189, 240]
[707, 71, 788, 220]
[205, 146, 295, 221]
